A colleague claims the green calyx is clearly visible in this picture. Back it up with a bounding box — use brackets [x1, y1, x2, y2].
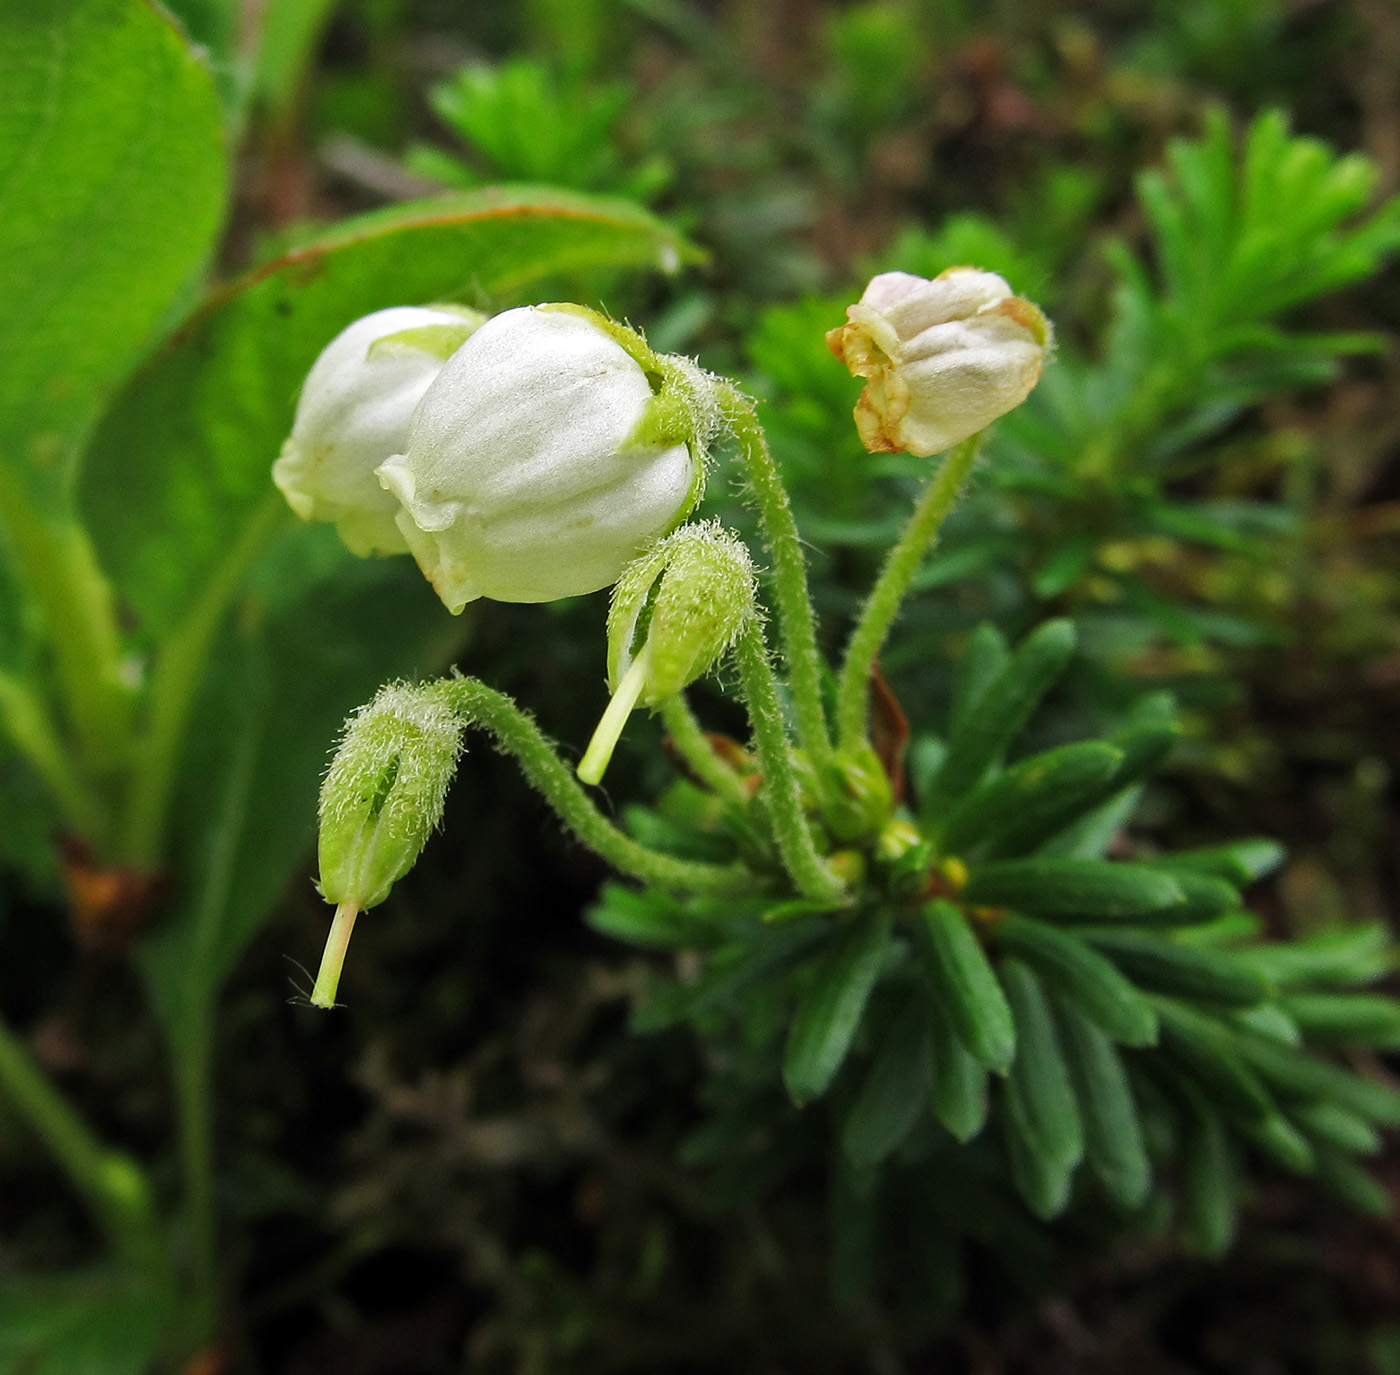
[540, 302, 720, 518]
[579, 523, 757, 786]
[317, 682, 464, 901]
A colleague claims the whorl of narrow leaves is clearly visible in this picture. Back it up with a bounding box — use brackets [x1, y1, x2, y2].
[317, 683, 464, 910]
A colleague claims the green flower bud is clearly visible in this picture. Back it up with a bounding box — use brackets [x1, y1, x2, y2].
[375, 304, 719, 611]
[311, 683, 464, 1008]
[273, 305, 487, 555]
[578, 522, 757, 786]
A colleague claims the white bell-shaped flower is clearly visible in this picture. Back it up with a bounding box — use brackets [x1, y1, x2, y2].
[827, 268, 1050, 458]
[273, 305, 486, 556]
[376, 305, 711, 611]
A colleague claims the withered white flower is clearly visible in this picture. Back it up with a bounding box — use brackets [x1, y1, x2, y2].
[827, 268, 1050, 457]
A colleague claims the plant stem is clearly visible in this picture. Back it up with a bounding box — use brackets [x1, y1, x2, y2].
[0, 669, 108, 843]
[0, 1010, 162, 1270]
[733, 621, 847, 904]
[659, 694, 750, 807]
[835, 433, 983, 753]
[121, 497, 287, 870]
[714, 383, 833, 770]
[173, 1006, 217, 1340]
[436, 676, 758, 894]
[0, 465, 133, 782]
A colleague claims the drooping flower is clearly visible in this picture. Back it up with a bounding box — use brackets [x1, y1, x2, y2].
[375, 305, 715, 611]
[273, 304, 486, 556]
[826, 268, 1050, 457]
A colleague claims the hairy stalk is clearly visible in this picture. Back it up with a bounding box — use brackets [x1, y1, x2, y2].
[0, 1010, 163, 1272]
[714, 383, 832, 769]
[0, 669, 107, 842]
[660, 694, 750, 808]
[436, 676, 758, 894]
[836, 433, 983, 752]
[121, 497, 287, 869]
[733, 621, 847, 905]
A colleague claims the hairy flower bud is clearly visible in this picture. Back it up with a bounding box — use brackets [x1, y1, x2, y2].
[579, 522, 756, 785]
[376, 305, 714, 612]
[826, 268, 1050, 457]
[273, 305, 487, 555]
[311, 683, 464, 1007]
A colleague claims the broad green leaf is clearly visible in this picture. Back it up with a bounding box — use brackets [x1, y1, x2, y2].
[81, 188, 698, 635]
[0, 1269, 168, 1375]
[0, 0, 226, 485]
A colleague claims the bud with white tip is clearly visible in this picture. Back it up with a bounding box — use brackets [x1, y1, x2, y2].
[376, 305, 716, 612]
[579, 522, 757, 785]
[311, 683, 464, 1008]
[826, 268, 1050, 458]
[274, 305, 487, 555]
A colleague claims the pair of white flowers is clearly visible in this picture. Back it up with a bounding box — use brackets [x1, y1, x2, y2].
[273, 302, 709, 612]
[272, 268, 1050, 615]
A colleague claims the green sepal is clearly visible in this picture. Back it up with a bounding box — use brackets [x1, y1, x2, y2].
[926, 990, 989, 1142]
[916, 900, 1016, 1073]
[784, 915, 895, 1106]
[1180, 1111, 1237, 1258]
[1280, 992, 1400, 1048]
[1001, 959, 1084, 1216]
[996, 915, 1158, 1047]
[963, 859, 1185, 922]
[1080, 929, 1274, 1007]
[365, 318, 483, 361]
[1054, 999, 1152, 1209]
[923, 619, 1076, 816]
[841, 994, 933, 1171]
[934, 741, 1123, 858]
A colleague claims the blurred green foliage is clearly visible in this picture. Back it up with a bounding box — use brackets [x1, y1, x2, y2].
[4, 0, 1400, 1372]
